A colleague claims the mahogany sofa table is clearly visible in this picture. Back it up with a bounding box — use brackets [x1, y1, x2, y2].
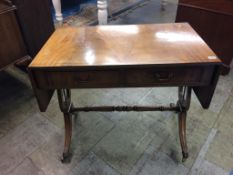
[28, 23, 221, 163]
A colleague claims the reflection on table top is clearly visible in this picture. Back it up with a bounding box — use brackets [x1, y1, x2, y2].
[30, 23, 221, 69]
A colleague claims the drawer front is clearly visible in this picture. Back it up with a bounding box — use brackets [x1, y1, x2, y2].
[34, 70, 122, 89]
[33, 66, 214, 89]
[126, 67, 213, 86]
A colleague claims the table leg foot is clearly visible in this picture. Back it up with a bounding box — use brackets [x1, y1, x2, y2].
[61, 152, 72, 163]
[182, 152, 189, 162]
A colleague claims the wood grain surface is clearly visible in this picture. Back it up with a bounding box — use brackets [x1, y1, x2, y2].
[29, 23, 221, 69]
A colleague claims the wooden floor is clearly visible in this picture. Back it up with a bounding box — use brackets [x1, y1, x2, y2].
[0, 0, 233, 174]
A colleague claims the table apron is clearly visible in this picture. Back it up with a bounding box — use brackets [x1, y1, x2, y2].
[31, 66, 215, 89]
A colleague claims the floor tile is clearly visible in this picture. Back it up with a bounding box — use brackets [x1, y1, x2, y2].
[0, 114, 58, 175]
[205, 131, 233, 171]
[30, 113, 114, 175]
[207, 72, 233, 113]
[188, 102, 219, 130]
[7, 158, 46, 175]
[43, 89, 124, 129]
[198, 160, 228, 175]
[0, 95, 37, 139]
[111, 0, 178, 24]
[41, 95, 66, 129]
[131, 150, 188, 175]
[30, 136, 72, 175]
[69, 152, 120, 175]
[115, 88, 152, 105]
[205, 96, 233, 171]
[94, 113, 156, 175]
[189, 128, 217, 175]
[214, 96, 233, 134]
[139, 87, 178, 105]
[0, 72, 37, 139]
[129, 146, 156, 175]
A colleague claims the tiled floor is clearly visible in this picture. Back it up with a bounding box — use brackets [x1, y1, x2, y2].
[1, 0, 233, 175]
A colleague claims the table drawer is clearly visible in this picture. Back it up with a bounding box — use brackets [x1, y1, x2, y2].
[34, 70, 122, 89]
[126, 67, 213, 86]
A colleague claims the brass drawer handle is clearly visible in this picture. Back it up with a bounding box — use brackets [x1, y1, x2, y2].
[154, 72, 174, 81]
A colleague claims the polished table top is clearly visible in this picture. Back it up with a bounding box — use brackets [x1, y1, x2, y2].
[30, 23, 221, 69]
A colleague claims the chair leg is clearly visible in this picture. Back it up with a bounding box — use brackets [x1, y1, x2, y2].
[97, 0, 108, 25]
[52, 0, 63, 22]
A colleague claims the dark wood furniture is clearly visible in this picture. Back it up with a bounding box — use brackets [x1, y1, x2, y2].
[176, 0, 233, 75]
[11, 0, 55, 58]
[0, 0, 27, 70]
[0, 0, 54, 71]
[28, 23, 222, 163]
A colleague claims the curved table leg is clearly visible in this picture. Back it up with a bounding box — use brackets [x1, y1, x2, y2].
[179, 111, 188, 162]
[56, 87, 191, 163]
[52, 0, 63, 22]
[57, 89, 72, 163]
[177, 86, 191, 162]
[97, 0, 108, 25]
